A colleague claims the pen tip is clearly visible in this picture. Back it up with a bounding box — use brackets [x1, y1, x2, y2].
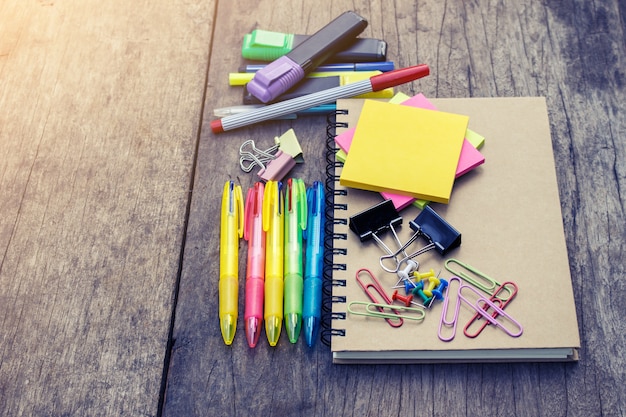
[285, 313, 302, 344]
[245, 317, 261, 348]
[220, 315, 237, 345]
[265, 315, 282, 347]
[303, 316, 320, 347]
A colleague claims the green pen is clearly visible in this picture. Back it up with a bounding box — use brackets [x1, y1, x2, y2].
[283, 178, 307, 343]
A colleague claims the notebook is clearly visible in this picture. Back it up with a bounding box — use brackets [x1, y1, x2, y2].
[339, 100, 468, 204]
[324, 97, 580, 364]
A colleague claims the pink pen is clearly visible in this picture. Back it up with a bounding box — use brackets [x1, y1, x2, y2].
[243, 182, 266, 348]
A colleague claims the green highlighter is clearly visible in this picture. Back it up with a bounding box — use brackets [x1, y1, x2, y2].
[242, 29, 387, 63]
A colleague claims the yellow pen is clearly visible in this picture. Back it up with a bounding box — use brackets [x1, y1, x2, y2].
[219, 180, 244, 345]
[263, 180, 284, 346]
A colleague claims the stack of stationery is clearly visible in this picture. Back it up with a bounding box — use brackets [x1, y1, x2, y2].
[324, 96, 581, 363]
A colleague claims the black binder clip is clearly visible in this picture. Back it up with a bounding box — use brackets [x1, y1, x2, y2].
[349, 200, 406, 258]
[380, 205, 461, 272]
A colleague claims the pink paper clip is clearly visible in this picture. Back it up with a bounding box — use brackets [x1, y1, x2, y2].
[355, 268, 403, 328]
[457, 283, 523, 338]
[463, 281, 519, 338]
[438, 277, 462, 341]
[257, 150, 296, 182]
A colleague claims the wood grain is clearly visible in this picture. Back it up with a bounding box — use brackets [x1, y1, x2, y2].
[1, 0, 624, 415]
[165, 0, 625, 416]
[0, 0, 213, 415]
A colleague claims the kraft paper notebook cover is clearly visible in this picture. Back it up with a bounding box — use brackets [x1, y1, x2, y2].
[339, 100, 468, 204]
[324, 97, 580, 364]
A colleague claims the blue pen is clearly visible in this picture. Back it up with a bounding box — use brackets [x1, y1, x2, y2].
[302, 181, 325, 347]
[240, 61, 395, 73]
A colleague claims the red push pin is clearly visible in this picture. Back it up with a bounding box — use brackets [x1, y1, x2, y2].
[392, 290, 414, 307]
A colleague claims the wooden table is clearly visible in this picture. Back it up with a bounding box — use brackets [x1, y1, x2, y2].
[1, 0, 624, 415]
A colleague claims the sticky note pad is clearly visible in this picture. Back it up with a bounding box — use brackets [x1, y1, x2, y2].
[340, 100, 468, 204]
[335, 94, 485, 210]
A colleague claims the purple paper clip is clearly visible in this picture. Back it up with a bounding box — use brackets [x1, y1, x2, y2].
[463, 281, 519, 338]
[457, 283, 523, 338]
[438, 277, 462, 342]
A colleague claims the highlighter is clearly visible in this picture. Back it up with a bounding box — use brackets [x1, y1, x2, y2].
[246, 11, 368, 103]
[242, 73, 394, 104]
[242, 29, 386, 63]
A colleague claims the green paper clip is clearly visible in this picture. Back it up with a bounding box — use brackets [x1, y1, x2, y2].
[348, 301, 425, 322]
[444, 258, 515, 301]
[275, 129, 304, 163]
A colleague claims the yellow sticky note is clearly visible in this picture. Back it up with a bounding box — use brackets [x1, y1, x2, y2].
[339, 100, 468, 204]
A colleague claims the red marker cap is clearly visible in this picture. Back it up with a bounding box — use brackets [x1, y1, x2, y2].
[210, 119, 224, 134]
[370, 64, 430, 91]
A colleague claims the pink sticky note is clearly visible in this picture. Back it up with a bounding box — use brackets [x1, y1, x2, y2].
[335, 94, 485, 210]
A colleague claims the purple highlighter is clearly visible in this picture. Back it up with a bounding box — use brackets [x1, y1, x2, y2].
[246, 11, 368, 103]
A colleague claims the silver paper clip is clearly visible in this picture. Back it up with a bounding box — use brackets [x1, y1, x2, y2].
[239, 139, 278, 172]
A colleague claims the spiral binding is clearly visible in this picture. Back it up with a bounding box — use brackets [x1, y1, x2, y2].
[321, 110, 349, 347]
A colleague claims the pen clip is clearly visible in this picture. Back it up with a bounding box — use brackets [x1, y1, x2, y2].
[262, 180, 283, 231]
[225, 180, 244, 238]
[303, 181, 324, 240]
[286, 178, 307, 231]
[244, 182, 264, 241]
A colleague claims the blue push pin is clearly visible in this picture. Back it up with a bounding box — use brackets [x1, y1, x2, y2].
[431, 278, 449, 300]
[404, 279, 417, 294]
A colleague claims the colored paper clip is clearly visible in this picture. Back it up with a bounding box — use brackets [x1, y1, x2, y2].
[274, 128, 304, 163]
[380, 206, 461, 273]
[463, 281, 518, 338]
[349, 200, 406, 259]
[457, 282, 523, 338]
[257, 150, 297, 182]
[355, 268, 403, 328]
[444, 258, 516, 301]
[438, 277, 523, 341]
[438, 277, 462, 342]
[348, 301, 425, 322]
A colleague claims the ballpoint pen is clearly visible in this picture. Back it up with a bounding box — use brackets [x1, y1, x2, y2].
[219, 180, 244, 345]
[302, 181, 325, 347]
[243, 182, 265, 348]
[283, 178, 307, 343]
[263, 180, 284, 346]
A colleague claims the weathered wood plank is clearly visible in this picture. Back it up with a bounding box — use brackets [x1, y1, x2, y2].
[165, 0, 626, 415]
[0, 0, 213, 415]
